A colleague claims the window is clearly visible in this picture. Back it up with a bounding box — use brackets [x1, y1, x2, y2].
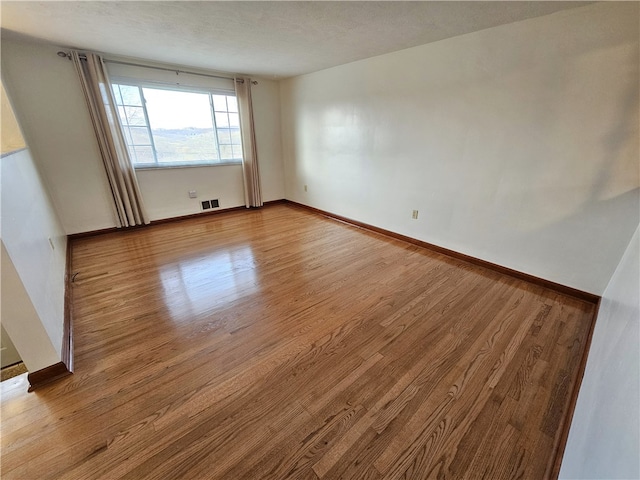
[111, 83, 243, 167]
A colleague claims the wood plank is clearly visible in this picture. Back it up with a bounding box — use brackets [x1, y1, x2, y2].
[0, 204, 595, 479]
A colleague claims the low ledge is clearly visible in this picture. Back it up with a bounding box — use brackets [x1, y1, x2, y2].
[27, 362, 72, 392]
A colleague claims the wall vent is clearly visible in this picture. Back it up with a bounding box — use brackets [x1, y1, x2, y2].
[201, 199, 219, 210]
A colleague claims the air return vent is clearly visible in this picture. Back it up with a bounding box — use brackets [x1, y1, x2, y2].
[201, 199, 220, 210]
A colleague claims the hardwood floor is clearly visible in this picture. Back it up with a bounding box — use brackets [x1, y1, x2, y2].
[0, 204, 595, 479]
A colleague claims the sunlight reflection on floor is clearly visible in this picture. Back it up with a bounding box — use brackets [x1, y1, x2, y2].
[159, 246, 258, 322]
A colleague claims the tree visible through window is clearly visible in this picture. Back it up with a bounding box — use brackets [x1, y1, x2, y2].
[112, 83, 243, 167]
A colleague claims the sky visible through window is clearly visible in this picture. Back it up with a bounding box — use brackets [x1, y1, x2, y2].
[144, 88, 212, 129]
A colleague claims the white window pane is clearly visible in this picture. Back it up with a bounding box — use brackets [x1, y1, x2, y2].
[227, 96, 238, 113]
[212, 95, 227, 112]
[215, 112, 229, 128]
[161, 130, 218, 161]
[129, 126, 151, 145]
[229, 113, 239, 128]
[153, 129, 219, 163]
[112, 84, 124, 104]
[125, 106, 146, 126]
[232, 145, 243, 160]
[143, 88, 213, 129]
[118, 106, 128, 124]
[143, 87, 218, 164]
[217, 128, 231, 144]
[230, 128, 242, 145]
[156, 150, 218, 164]
[220, 144, 234, 160]
[119, 85, 142, 106]
[123, 126, 134, 145]
[133, 146, 155, 164]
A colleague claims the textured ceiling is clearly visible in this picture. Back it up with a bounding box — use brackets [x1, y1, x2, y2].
[1, 1, 593, 79]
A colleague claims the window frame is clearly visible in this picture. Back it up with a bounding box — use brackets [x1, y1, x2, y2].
[110, 78, 243, 170]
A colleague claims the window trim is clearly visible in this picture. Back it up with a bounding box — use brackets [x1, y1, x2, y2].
[111, 77, 235, 96]
[110, 77, 243, 169]
[133, 161, 243, 171]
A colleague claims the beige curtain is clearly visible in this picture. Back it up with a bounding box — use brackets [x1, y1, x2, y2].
[235, 77, 263, 208]
[71, 51, 149, 227]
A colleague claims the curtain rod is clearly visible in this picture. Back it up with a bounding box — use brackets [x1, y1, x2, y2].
[57, 51, 257, 84]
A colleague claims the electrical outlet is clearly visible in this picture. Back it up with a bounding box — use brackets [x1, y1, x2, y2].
[188, 190, 197, 199]
[304, 185, 308, 192]
[412, 210, 419, 219]
[211, 199, 219, 208]
[202, 200, 211, 210]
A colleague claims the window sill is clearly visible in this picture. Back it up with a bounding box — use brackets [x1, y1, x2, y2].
[134, 161, 242, 171]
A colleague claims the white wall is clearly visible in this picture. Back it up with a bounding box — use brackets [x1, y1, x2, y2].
[1, 37, 117, 234]
[560, 224, 640, 479]
[137, 165, 245, 221]
[253, 78, 285, 203]
[1, 82, 67, 371]
[280, 2, 639, 295]
[1, 148, 67, 358]
[1, 35, 285, 232]
[1, 81, 26, 153]
[1, 244, 61, 372]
